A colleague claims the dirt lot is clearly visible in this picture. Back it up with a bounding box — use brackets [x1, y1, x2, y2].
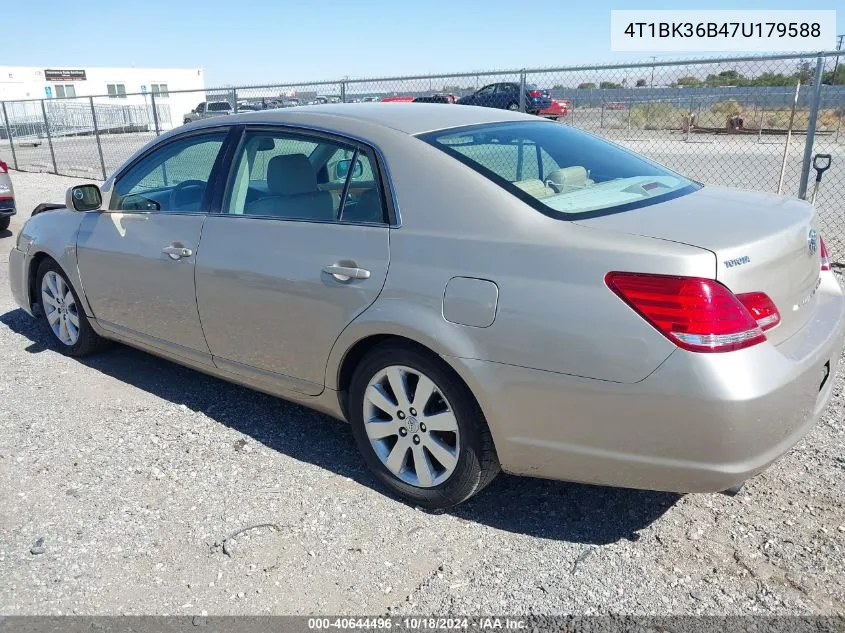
[1, 172, 844, 616]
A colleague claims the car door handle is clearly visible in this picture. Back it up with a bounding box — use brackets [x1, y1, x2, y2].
[323, 264, 370, 281]
[162, 245, 193, 260]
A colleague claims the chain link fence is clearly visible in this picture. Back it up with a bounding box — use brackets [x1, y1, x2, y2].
[1, 51, 843, 261]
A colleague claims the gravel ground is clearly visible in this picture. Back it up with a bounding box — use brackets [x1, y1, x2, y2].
[1, 171, 844, 616]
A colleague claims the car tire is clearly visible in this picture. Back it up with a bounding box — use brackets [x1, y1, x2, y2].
[0, 216, 10, 232]
[507, 102, 519, 111]
[36, 259, 109, 357]
[348, 342, 500, 509]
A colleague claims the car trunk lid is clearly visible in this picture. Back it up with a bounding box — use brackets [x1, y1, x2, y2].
[574, 186, 821, 345]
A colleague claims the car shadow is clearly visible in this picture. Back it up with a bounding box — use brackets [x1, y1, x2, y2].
[1, 307, 678, 544]
[0, 229, 12, 239]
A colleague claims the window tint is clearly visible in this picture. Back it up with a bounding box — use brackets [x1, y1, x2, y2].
[110, 131, 227, 213]
[421, 121, 698, 218]
[476, 84, 496, 96]
[225, 130, 384, 223]
[208, 102, 232, 112]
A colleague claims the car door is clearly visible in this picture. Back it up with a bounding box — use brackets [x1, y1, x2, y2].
[194, 126, 391, 395]
[76, 128, 233, 363]
[472, 84, 497, 107]
[493, 83, 518, 109]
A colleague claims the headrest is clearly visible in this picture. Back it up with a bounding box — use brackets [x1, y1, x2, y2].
[267, 154, 318, 195]
[548, 166, 588, 186]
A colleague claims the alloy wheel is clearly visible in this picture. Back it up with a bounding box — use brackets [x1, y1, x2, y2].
[41, 271, 80, 346]
[363, 365, 460, 488]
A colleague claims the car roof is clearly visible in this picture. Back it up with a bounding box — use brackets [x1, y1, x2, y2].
[213, 103, 534, 136]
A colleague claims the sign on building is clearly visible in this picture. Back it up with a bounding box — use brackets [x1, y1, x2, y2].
[44, 69, 87, 81]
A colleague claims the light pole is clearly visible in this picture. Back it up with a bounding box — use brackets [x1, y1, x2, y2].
[831, 34, 844, 85]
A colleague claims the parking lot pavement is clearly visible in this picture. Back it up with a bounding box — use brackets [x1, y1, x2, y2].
[1, 171, 844, 616]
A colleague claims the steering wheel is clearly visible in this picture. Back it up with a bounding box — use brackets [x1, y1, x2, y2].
[169, 180, 207, 211]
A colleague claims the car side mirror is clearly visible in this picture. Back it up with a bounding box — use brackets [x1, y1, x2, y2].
[336, 159, 364, 180]
[66, 184, 102, 212]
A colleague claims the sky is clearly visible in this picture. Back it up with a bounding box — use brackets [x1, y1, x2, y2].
[4, 0, 843, 87]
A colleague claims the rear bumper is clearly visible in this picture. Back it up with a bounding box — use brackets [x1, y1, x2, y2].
[452, 273, 845, 493]
[0, 199, 15, 217]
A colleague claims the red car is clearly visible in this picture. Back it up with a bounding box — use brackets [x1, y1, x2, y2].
[538, 99, 570, 119]
[381, 95, 415, 103]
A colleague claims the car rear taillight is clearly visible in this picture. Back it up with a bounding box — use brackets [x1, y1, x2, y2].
[0, 160, 8, 174]
[605, 272, 775, 353]
[819, 236, 830, 272]
[735, 292, 781, 331]
[528, 90, 544, 97]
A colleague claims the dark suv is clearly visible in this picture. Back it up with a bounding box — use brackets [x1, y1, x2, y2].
[457, 83, 551, 114]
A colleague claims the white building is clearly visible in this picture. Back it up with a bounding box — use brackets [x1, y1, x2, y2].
[0, 66, 206, 133]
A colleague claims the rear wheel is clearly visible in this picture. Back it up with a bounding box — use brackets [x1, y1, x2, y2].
[36, 259, 108, 357]
[348, 343, 499, 509]
[0, 216, 10, 232]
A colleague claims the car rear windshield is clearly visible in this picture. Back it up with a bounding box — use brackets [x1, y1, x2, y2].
[419, 121, 699, 219]
[208, 102, 232, 111]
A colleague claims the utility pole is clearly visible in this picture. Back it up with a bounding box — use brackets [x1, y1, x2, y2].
[831, 34, 844, 85]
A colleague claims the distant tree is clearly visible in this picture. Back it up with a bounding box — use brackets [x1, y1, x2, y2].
[577, 82, 597, 89]
[794, 61, 814, 84]
[635, 78, 647, 88]
[675, 76, 702, 87]
[750, 72, 795, 87]
[822, 65, 845, 85]
[599, 81, 623, 89]
[704, 69, 746, 86]
[553, 84, 565, 89]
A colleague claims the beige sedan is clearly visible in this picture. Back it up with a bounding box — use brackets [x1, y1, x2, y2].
[8, 104, 845, 508]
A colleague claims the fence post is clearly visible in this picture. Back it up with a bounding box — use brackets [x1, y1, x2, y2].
[151, 91, 161, 136]
[600, 101, 605, 129]
[798, 56, 826, 199]
[519, 71, 526, 113]
[1, 101, 19, 170]
[231, 88, 238, 113]
[89, 96, 107, 180]
[340, 81, 347, 104]
[40, 99, 58, 175]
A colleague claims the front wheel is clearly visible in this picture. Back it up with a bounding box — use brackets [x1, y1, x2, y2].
[348, 343, 500, 509]
[36, 259, 109, 357]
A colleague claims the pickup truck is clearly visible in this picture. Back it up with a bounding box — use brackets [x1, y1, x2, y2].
[183, 101, 232, 124]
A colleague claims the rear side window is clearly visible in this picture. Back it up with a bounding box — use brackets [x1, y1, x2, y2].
[420, 121, 699, 218]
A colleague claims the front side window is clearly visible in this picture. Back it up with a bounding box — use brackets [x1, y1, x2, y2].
[224, 130, 384, 223]
[420, 121, 699, 218]
[110, 131, 227, 213]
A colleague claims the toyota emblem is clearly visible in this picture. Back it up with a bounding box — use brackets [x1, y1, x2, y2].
[808, 229, 818, 255]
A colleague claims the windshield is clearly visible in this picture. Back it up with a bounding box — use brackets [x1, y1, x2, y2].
[420, 121, 699, 218]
